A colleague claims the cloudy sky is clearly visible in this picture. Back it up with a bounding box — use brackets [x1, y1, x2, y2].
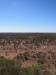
[0, 0, 56, 32]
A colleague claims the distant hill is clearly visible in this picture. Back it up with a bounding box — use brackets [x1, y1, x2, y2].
[0, 33, 56, 39]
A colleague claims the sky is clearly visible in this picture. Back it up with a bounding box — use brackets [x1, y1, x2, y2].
[0, 0, 56, 32]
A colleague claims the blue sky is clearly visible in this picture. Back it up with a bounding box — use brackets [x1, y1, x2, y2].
[0, 0, 56, 32]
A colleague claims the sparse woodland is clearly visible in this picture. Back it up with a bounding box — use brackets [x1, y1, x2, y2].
[0, 33, 56, 75]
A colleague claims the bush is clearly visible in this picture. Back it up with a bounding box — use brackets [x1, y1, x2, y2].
[0, 57, 21, 75]
[0, 57, 52, 75]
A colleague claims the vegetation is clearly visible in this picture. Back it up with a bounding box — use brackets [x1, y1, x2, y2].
[0, 57, 52, 75]
[0, 33, 56, 75]
[0, 57, 21, 75]
[37, 52, 46, 64]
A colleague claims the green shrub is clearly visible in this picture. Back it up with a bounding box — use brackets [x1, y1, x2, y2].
[0, 57, 52, 75]
[0, 57, 21, 75]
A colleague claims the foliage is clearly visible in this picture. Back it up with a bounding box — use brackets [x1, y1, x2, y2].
[0, 57, 21, 75]
[0, 57, 52, 75]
